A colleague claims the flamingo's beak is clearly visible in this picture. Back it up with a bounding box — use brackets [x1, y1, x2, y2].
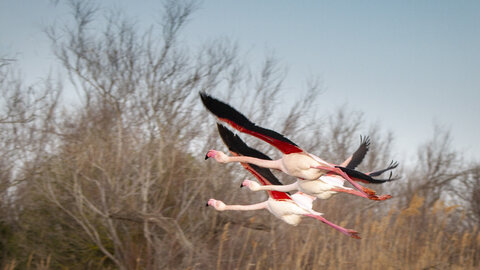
[205, 150, 215, 160]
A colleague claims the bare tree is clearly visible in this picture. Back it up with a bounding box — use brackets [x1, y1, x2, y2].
[402, 126, 469, 207]
[469, 166, 480, 224]
[0, 50, 61, 267]
[32, 0, 251, 268]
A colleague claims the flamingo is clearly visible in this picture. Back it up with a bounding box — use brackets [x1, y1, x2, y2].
[207, 124, 361, 239]
[216, 123, 397, 199]
[200, 92, 396, 200]
[240, 136, 398, 200]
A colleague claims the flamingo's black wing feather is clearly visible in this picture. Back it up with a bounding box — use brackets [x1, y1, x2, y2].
[368, 161, 399, 177]
[337, 165, 398, 184]
[217, 124, 292, 200]
[201, 92, 303, 154]
[345, 135, 370, 169]
[217, 124, 284, 186]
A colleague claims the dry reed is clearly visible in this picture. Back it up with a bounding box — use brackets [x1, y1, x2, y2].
[206, 195, 479, 270]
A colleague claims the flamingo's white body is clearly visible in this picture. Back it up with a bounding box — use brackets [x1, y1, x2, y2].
[240, 162, 397, 201]
[207, 193, 358, 238]
[255, 175, 346, 200]
[208, 193, 318, 226]
[207, 150, 332, 181]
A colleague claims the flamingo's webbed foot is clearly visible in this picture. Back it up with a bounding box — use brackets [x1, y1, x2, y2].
[346, 229, 361, 239]
[361, 186, 377, 196]
[369, 194, 392, 201]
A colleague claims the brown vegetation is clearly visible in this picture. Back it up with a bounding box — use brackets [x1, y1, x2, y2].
[1, 1, 479, 269]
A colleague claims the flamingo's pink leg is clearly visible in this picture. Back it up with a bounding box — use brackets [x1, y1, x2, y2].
[330, 188, 391, 200]
[313, 165, 379, 199]
[330, 188, 369, 198]
[305, 214, 361, 239]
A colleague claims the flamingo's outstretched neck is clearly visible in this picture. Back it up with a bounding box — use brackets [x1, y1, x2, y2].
[207, 199, 268, 211]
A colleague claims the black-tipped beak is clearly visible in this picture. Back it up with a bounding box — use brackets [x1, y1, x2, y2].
[206, 202, 209, 207]
[240, 183, 243, 188]
[205, 154, 209, 160]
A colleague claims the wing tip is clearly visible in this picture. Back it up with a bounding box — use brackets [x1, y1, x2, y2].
[360, 135, 371, 148]
[202, 92, 302, 154]
[199, 91, 212, 106]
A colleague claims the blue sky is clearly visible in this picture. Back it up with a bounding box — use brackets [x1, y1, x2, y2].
[1, 0, 479, 161]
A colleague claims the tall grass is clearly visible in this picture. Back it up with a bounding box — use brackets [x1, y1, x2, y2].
[207, 195, 479, 270]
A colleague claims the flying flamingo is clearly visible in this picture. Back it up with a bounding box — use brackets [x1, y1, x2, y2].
[207, 124, 361, 239]
[240, 135, 398, 200]
[217, 123, 397, 199]
[200, 92, 396, 200]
